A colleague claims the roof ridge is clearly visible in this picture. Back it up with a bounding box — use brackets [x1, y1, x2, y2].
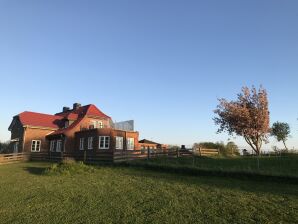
[20, 111, 63, 117]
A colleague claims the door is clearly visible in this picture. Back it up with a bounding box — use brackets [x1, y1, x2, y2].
[13, 142, 19, 153]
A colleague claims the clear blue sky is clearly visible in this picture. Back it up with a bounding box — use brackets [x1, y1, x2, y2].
[0, 0, 298, 150]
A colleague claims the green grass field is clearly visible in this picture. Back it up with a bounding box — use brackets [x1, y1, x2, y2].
[0, 161, 297, 224]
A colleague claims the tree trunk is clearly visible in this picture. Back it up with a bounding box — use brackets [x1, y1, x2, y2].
[244, 136, 261, 156]
[282, 140, 288, 151]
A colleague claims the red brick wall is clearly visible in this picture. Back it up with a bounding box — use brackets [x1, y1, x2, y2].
[75, 128, 139, 151]
[23, 128, 56, 153]
[62, 116, 112, 152]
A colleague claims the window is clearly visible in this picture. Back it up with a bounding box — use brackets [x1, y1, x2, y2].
[90, 120, 103, 129]
[50, 140, 55, 152]
[88, 137, 93, 149]
[79, 138, 84, 150]
[31, 140, 41, 152]
[56, 140, 62, 152]
[99, 136, 110, 149]
[127, 138, 134, 150]
[97, 121, 103, 128]
[115, 137, 123, 150]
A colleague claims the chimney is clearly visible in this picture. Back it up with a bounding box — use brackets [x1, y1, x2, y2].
[73, 103, 81, 110]
[63, 106, 70, 112]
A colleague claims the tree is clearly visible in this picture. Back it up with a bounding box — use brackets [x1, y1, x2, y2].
[214, 86, 270, 155]
[226, 141, 240, 156]
[271, 122, 290, 150]
[0, 141, 10, 153]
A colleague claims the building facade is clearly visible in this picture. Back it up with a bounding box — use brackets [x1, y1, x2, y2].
[8, 103, 139, 154]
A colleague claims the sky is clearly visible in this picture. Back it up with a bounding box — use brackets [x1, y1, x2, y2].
[0, 0, 297, 150]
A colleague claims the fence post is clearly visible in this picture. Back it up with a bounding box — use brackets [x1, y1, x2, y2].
[192, 150, 195, 166]
[147, 148, 150, 160]
[84, 150, 86, 163]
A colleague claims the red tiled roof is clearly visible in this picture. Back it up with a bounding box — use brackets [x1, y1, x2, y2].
[55, 104, 111, 119]
[18, 112, 63, 129]
[14, 104, 111, 134]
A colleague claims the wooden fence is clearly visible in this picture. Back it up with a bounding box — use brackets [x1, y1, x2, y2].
[0, 153, 30, 165]
[194, 148, 219, 156]
[0, 148, 219, 165]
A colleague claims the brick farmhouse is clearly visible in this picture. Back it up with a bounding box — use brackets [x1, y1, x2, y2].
[8, 103, 139, 155]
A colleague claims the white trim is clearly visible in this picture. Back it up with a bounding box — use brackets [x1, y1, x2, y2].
[31, 140, 41, 152]
[99, 136, 110, 149]
[79, 138, 84, 150]
[88, 137, 93, 149]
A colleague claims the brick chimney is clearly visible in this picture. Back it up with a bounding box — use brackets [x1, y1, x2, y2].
[73, 103, 81, 110]
[63, 106, 70, 112]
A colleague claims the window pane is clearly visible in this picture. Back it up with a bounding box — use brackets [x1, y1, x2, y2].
[31, 141, 36, 151]
[99, 137, 104, 148]
[105, 137, 109, 148]
[36, 141, 40, 151]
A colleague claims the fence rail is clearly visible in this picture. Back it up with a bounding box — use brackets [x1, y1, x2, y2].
[0, 148, 220, 165]
[0, 153, 29, 165]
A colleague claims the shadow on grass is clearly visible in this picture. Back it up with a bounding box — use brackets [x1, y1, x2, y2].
[113, 162, 298, 184]
[23, 166, 47, 175]
[112, 164, 298, 197]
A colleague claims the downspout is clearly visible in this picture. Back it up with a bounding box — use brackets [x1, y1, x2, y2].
[22, 126, 27, 153]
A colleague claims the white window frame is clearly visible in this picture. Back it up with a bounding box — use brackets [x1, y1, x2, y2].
[31, 140, 41, 152]
[115, 136, 123, 150]
[99, 136, 110, 149]
[88, 137, 93, 149]
[79, 138, 84, 150]
[56, 140, 62, 152]
[126, 138, 134, 150]
[50, 140, 55, 152]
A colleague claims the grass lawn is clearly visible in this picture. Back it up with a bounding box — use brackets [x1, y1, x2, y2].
[0, 161, 297, 224]
[129, 155, 298, 177]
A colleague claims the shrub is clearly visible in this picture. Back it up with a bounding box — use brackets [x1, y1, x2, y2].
[44, 161, 96, 175]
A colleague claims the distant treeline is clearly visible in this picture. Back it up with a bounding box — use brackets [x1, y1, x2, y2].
[0, 141, 10, 153]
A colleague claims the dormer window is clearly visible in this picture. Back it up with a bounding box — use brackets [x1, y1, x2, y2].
[64, 120, 69, 128]
[97, 121, 103, 128]
[90, 120, 103, 129]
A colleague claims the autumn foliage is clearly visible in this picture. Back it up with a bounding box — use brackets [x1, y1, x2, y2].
[214, 86, 270, 155]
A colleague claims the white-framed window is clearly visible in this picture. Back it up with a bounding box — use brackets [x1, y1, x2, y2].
[88, 137, 93, 149]
[50, 140, 55, 152]
[90, 120, 104, 129]
[115, 137, 123, 150]
[31, 140, 41, 152]
[79, 138, 84, 150]
[127, 138, 134, 150]
[56, 140, 62, 152]
[97, 121, 103, 128]
[99, 136, 110, 149]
